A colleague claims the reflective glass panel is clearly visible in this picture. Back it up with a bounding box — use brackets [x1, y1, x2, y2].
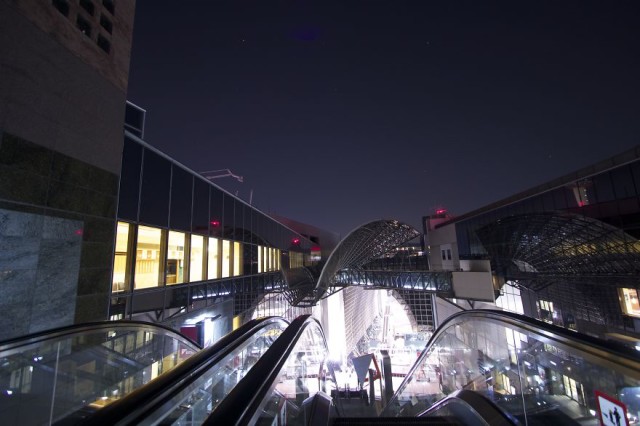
[222, 240, 231, 278]
[208, 237, 220, 280]
[166, 231, 185, 285]
[134, 226, 162, 289]
[112, 222, 130, 292]
[190, 235, 204, 282]
[233, 241, 242, 276]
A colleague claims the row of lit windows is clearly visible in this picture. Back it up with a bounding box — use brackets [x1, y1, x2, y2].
[112, 222, 281, 292]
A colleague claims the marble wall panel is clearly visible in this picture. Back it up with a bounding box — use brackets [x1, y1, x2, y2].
[0, 207, 85, 339]
[0, 208, 44, 237]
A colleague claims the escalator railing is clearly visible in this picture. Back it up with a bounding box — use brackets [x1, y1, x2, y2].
[0, 321, 200, 425]
[76, 316, 289, 425]
[383, 309, 640, 425]
[206, 314, 340, 425]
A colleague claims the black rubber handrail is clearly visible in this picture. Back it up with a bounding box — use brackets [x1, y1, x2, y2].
[205, 314, 324, 425]
[0, 320, 201, 353]
[79, 316, 289, 425]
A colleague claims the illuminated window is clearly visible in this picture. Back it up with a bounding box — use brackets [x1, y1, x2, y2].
[190, 235, 204, 282]
[233, 242, 242, 276]
[112, 222, 131, 292]
[166, 231, 185, 285]
[258, 245, 263, 273]
[208, 237, 219, 279]
[620, 288, 640, 317]
[222, 240, 231, 278]
[271, 248, 276, 270]
[134, 226, 163, 289]
[276, 249, 280, 270]
[290, 252, 303, 268]
[538, 299, 554, 323]
[263, 246, 268, 272]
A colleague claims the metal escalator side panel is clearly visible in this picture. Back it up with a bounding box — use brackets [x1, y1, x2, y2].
[383, 309, 640, 425]
[78, 316, 289, 425]
[205, 314, 338, 426]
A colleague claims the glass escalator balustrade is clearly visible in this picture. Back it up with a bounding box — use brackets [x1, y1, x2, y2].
[385, 310, 640, 425]
[140, 321, 287, 425]
[0, 323, 199, 425]
[254, 322, 337, 424]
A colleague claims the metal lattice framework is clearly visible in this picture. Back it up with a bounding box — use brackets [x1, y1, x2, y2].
[311, 220, 421, 305]
[476, 212, 640, 286]
[332, 269, 452, 293]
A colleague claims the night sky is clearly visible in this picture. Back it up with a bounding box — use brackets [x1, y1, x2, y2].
[127, 1, 640, 237]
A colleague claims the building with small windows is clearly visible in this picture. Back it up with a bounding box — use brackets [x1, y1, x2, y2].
[0, 0, 329, 346]
[425, 147, 640, 346]
[0, 0, 135, 340]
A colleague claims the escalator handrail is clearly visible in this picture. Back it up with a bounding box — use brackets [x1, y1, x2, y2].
[205, 314, 325, 425]
[0, 319, 201, 353]
[80, 316, 289, 426]
[446, 309, 640, 373]
[385, 309, 640, 414]
[417, 389, 516, 425]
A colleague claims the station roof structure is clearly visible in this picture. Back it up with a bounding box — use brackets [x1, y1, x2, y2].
[310, 220, 421, 304]
[475, 212, 640, 289]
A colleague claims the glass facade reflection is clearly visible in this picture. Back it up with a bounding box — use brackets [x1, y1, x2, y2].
[445, 149, 640, 340]
[111, 133, 314, 322]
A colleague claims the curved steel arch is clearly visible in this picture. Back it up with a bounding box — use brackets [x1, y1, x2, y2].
[312, 220, 421, 304]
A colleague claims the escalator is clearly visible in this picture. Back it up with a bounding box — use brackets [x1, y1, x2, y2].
[384, 309, 640, 425]
[77, 316, 288, 425]
[0, 320, 200, 424]
[205, 310, 640, 425]
[0, 317, 289, 425]
[4, 310, 640, 425]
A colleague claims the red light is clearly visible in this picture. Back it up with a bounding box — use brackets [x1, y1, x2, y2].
[578, 201, 584, 207]
[210, 220, 220, 227]
[292, 238, 300, 245]
[74, 229, 83, 236]
[435, 209, 447, 215]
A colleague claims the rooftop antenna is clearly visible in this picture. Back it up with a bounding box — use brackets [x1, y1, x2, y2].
[200, 168, 243, 183]
[200, 169, 254, 205]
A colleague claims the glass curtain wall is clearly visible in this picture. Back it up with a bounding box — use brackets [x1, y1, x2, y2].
[112, 138, 312, 319]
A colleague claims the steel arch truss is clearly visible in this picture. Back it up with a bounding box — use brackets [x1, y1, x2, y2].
[476, 212, 640, 285]
[312, 220, 421, 304]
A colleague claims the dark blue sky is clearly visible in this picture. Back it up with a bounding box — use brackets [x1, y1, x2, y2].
[127, 1, 640, 237]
